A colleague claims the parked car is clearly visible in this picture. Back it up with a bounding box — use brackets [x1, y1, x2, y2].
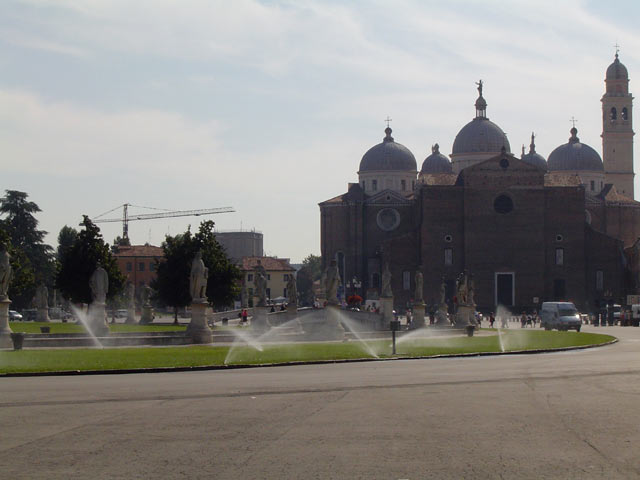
[540, 302, 582, 331]
[9, 310, 23, 321]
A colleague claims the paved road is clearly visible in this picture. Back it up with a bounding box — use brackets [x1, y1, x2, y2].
[1, 326, 639, 479]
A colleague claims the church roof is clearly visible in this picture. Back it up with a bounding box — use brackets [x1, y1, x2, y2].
[606, 53, 628, 80]
[544, 172, 583, 187]
[359, 127, 417, 172]
[598, 184, 640, 205]
[421, 144, 452, 174]
[547, 127, 603, 172]
[419, 173, 458, 186]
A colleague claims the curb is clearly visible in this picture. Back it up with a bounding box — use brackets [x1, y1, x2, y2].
[0, 337, 618, 378]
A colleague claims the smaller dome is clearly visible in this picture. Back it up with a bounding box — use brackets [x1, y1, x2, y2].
[359, 127, 417, 172]
[547, 128, 603, 172]
[421, 144, 452, 174]
[606, 53, 628, 80]
[520, 132, 547, 170]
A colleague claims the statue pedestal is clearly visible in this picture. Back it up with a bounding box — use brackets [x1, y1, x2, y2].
[454, 304, 475, 328]
[434, 305, 450, 326]
[0, 299, 13, 348]
[411, 303, 426, 329]
[301, 304, 344, 341]
[381, 296, 394, 327]
[140, 305, 153, 324]
[125, 307, 137, 324]
[37, 308, 50, 322]
[187, 302, 212, 344]
[251, 306, 269, 333]
[88, 302, 110, 336]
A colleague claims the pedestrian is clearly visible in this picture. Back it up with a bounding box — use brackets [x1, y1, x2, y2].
[241, 309, 248, 324]
[489, 313, 495, 328]
[521, 312, 527, 328]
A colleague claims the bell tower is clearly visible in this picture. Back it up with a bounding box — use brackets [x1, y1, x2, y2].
[602, 50, 635, 198]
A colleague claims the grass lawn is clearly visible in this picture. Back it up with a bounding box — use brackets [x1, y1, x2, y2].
[0, 330, 616, 375]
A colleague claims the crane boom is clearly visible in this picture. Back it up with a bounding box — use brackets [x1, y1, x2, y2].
[86, 204, 235, 240]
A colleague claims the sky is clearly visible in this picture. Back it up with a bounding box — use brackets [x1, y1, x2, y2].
[2, 0, 640, 263]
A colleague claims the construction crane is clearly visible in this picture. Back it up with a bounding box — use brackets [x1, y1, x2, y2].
[87, 203, 235, 241]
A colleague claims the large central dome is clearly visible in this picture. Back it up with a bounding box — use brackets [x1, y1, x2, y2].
[358, 127, 417, 172]
[452, 117, 511, 154]
[450, 82, 511, 173]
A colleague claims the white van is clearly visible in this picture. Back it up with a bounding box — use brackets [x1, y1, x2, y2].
[540, 302, 582, 332]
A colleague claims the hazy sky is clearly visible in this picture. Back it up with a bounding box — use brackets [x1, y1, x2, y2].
[2, 0, 640, 263]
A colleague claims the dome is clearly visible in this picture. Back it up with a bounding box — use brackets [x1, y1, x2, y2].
[606, 53, 628, 80]
[421, 144, 452, 173]
[547, 128, 603, 172]
[452, 118, 511, 154]
[359, 127, 417, 172]
[520, 132, 547, 170]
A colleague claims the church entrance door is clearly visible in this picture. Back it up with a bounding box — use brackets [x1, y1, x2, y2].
[495, 273, 514, 307]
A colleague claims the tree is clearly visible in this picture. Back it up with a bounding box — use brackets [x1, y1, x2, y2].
[153, 229, 194, 321]
[296, 254, 322, 306]
[56, 216, 125, 304]
[110, 235, 131, 253]
[0, 190, 55, 285]
[57, 226, 78, 261]
[153, 221, 241, 321]
[0, 228, 35, 310]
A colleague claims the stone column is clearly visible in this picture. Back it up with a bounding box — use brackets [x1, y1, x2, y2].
[187, 301, 212, 344]
[140, 303, 153, 324]
[381, 296, 394, 327]
[37, 306, 50, 323]
[0, 298, 13, 348]
[251, 306, 269, 334]
[412, 303, 426, 329]
[87, 302, 110, 337]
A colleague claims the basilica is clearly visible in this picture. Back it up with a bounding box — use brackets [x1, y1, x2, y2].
[319, 53, 639, 313]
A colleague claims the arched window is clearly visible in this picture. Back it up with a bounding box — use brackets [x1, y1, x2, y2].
[610, 107, 617, 121]
[622, 107, 628, 121]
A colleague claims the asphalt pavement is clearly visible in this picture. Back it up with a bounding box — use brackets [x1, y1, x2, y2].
[1, 325, 639, 479]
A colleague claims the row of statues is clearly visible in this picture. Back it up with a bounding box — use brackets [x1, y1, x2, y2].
[318, 257, 473, 310]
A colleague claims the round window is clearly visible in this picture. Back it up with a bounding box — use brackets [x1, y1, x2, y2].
[556, 234, 564, 242]
[376, 208, 401, 232]
[494, 195, 513, 214]
[444, 234, 453, 243]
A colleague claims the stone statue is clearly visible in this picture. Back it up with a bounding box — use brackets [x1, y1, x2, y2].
[190, 251, 208, 302]
[476, 79, 483, 96]
[142, 284, 152, 306]
[381, 263, 392, 297]
[90, 264, 109, 303]
[240, 282, 248, 308]
[468, 273, 475, 305]
[35, 283, 48, 309]
[456, 271, 468, 305]
[324, 260, 341, 305]
[0, 249, 12, 301]
[414, 269, 423, 303]
[254, 260, 267, 307]
[287, 273, 297, 305]
[127, 282, 135, 307]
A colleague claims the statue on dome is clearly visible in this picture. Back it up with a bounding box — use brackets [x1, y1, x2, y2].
[476, 79, 483, 96]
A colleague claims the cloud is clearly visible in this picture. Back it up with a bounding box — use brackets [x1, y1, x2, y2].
[0, 89, 224, 179]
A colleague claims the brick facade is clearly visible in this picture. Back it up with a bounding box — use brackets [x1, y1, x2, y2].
[320, 152, 628, 313]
